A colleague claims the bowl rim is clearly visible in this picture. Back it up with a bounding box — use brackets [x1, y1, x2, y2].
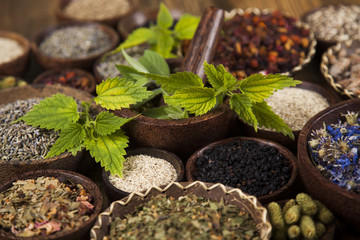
[0, 30, 31, 66]
[185, 136, 298, 203]
[223, 7, 317, 77]
[0, 169, 103, 240]
[90, 181, 272, 240]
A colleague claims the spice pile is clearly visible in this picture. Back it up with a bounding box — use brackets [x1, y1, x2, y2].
[267, 193, 334, 240]
[108, 154, 177, 193]
[304, 5, 360, 42]
[0, 176, 94, 237]
[39, 25, 111, 59]
[214, 10, 311, 78]
[0, 98, 58, 163]
[194, 140, 292, 197]
[265, 87, 329, 131]
[0, 37, 24, 64]
[106, 194, 260, 239]
[328, 47, 360, 96]
[309, 111, 360, 193]
[63, 0, 131, 21]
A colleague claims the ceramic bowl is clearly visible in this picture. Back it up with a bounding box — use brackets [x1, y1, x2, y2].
[33, 68, 96, 94]
[0, 84, 102, 184]
[0, 169, 103, 240]
[321, 39, 360, 99]
[0, 30, 30, 76]
[90, 181, 272, 239]
[238, 81, 340, 152]
[32, 22, 119, 70]
[186, 136, 298, 204]
[102, 148, 185, 202]
[298, 98, 360, 229]
[55, 0, 138, 27]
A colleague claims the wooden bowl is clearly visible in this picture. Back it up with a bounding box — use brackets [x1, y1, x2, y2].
[90, 181, 272, 239]
[298, 98, 360, 229]
[321, 39, 360, 99]
[33, 68, 96, 94]
[0, 84, 101, 184]
[32, 22, 119, 70]
[113, 103, 236, 161]
[102, 148, 185, 202]
[0, 169, 103, 240]
[0, 30, 30, 76]
[55, 0, 138, 28]
[186, 136, 298, 205]
[239, 81, 340, 152]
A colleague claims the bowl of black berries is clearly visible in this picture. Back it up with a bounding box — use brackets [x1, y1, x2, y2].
[186, 137, 298, 204]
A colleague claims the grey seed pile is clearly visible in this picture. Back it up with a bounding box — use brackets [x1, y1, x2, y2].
[63, 0, 131, 21]
[0, 98, 58, 164]
[96, 45, 146, 80]
[39, 25, 111, 58]
[0, 37, 24, 64]
[109, 154, 177, 193]
[304, 5, 360, 42]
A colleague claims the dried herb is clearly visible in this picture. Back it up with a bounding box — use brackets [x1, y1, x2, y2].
[0, 177, 94, 237]
[106, 194, 260, 240]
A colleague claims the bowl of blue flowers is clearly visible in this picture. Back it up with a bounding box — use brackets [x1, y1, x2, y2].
[298, 98, 360, 230]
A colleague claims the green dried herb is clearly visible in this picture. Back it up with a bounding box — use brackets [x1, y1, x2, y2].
[106, 194, 260, 240]
[0, 177, 94, 237]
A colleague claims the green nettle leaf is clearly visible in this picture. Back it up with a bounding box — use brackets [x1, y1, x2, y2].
[151, 30, 175, 58]
[46, 123, 85, 158]
[115, 65, 149, 86]
[157, 3, 173, 29]
[84, 130, 129, 177]
[238, 73, 302, 102]
[118, 28, 153, 49]
[139, 50, 170, 76]
[203, 62, 237, 91]
[16, 93, 79, 131]
[229, 94, 258, 129]
[252, 101, 295, 140]
[121, 49, 149, 73]
[165, 87, 217, 116]
[131, 88, 163, 109]
[94, 77, 152, 110]
[174, 14, 201, 39]
[94, 111, 133, 136]
[67, 142, 84, 156]
[142, 105, 188, 119]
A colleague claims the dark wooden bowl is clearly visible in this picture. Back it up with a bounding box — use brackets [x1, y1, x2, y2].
[90, 181, 272, 240]
[186, 136, 298, 205]
[102, 148, 185, 202]
[33, 68, 96, 94]
[298, 98, 360, 229]
[0, 169, 103, 240]
[0, 30, 30, 76]
[32, 22, 119, 70]
[239, 81, 340, 152]
[55, 0, 138, 28]
[0, 84, 101, 184]
[113, 103, 236, 161]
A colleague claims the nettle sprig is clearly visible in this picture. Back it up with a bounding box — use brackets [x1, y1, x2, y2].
[117, 49, 302, 139]
[15, 78, 152, 177]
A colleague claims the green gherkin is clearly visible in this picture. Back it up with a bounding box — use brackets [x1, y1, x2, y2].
[284, 204, 301, 225]
[287, 225, 301, 239]
[282, 199, 296, 216]
[300, 215, 316, 239]
[296, 193, 318, 216]
[315, 200, 334, 225]
[315, 221, 326, 238]
[267, 202, 285, 230]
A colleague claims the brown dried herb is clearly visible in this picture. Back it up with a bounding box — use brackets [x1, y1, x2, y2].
[0, 176, 94, 237]
[106, 194, 260, 240]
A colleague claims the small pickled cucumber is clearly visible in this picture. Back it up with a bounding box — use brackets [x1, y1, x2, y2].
[315, 200, 334, 225]
[296, 193, 318, 216]
[284, 204, 301, 224]
[300, 215, 316, 239]
[287, 225, 301, 239]
[267, 202, 285, 230]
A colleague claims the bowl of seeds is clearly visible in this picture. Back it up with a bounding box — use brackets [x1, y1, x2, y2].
[32, 22, 119, 70]
[55, 0, 138, 27]
[186, 136, 298, 205]
[0, 84, 101, 184]
[0, 169, 103, 239]
[102, 148, 184, 202]
[91, 181, 272, 239]
[0, 30, 30, 76]
[321, 39, 360, 99]
[298, 98, 360, 229]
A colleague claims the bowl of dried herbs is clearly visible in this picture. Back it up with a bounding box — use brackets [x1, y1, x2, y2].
[90, 181, 272, 239]
[298, 98, 360, 230]
[0, 169, 103, 239]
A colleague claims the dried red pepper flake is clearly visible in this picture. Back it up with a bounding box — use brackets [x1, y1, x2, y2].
[38, 71, 91, 91]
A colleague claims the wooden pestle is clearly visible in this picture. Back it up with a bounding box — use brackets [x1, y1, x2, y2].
[179, 6, 224, 81]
